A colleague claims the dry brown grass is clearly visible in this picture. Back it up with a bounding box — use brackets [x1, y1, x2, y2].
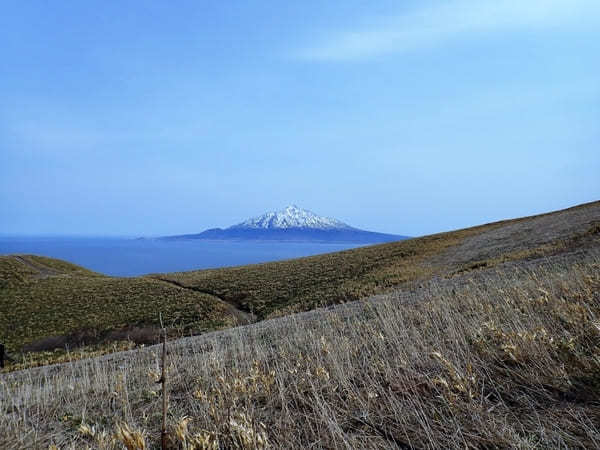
[1, 248, 599, 449]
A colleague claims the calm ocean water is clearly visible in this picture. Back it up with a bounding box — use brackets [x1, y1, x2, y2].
[0, 237, 366, 277]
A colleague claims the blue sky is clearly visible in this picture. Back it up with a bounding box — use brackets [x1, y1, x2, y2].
[1, 0, 598, 236]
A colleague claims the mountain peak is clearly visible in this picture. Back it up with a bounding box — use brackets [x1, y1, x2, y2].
[162, 205, 407, 243]
[230, 205, 353, 230]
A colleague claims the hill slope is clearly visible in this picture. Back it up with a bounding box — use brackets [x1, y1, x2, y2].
[1, 201, 598, 371]
[1, 218, 599, 449]
[0, 255, 245, 367]
[155, 201, 600, 318]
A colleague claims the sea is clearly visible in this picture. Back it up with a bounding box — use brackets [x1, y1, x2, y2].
[0, 237, 366, 277]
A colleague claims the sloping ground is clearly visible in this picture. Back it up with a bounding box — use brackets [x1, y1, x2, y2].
[154, 201, 600, 318]
[1, 201, 598, 371]
[0, 256, 244, 368]
[1, 245, 598, 449]
[434, 201, 600, 267]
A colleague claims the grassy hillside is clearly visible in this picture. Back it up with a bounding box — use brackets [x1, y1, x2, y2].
[153, 200, 600, 318]
[1, 243, 598, 448]
[1, 201, 598, 371]
[0, 256, 240, 369]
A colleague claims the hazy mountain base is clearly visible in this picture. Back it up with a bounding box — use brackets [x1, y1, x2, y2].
[161, 226, 406, 243]
[1, 247, 598, 449]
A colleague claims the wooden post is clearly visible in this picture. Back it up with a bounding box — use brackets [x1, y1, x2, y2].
[0, 343, 4, 369]
[160, 332, 168, 449]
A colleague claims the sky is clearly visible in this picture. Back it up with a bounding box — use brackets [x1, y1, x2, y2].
[1, 0, 599, 237]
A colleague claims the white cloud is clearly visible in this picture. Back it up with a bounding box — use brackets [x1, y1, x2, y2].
[296, 0, 600, 62]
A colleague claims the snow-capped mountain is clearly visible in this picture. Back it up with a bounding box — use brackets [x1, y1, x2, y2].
[230, 205, 353, 230]
[162, 206, 408, 243]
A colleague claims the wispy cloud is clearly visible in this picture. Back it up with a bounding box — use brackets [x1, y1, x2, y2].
[295, 0, 600, 62]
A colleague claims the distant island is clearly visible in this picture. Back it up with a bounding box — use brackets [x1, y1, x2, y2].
[160, 205, 409, 243]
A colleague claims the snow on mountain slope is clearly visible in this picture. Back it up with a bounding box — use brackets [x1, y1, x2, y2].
[230, 205, 354, 230]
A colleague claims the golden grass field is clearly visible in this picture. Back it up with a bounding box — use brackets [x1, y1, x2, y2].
[0, 201, 599, 448]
